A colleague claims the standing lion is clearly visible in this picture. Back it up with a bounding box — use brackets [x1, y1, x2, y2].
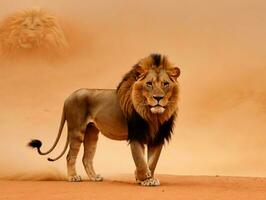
[0, 8, 69, 58]
[29, 54, 180, 186]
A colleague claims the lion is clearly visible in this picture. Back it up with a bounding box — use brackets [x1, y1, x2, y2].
[0, 8, 69, 58]
[28, 54, 180, 186]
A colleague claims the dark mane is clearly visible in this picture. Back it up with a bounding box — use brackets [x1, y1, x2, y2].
[150, 53, 162, 67]
[127, 109, 176, 146]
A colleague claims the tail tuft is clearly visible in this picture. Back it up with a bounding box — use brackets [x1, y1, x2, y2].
[47, 157, 54, 162]
[28, 139, 42, 149]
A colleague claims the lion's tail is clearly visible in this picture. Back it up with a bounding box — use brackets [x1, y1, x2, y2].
[28, 104, 67, 160]
[47, 135, 69, 162]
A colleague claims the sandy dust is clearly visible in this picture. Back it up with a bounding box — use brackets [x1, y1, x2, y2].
[0, 0, 266, 190]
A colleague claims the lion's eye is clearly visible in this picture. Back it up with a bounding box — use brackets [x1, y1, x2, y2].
[163, 82, 169, 87]
[36, 24, 41, 27]
[146, 81, 153, 87]
[23, 24, 28, 28]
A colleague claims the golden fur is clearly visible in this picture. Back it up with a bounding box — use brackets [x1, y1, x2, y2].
[0, 8, 69, 57]
[117, 54, 180, 136]
[29, 54, 180, 186]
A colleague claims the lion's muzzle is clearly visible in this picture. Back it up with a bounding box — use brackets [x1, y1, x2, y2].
[150, 105, 165, 114]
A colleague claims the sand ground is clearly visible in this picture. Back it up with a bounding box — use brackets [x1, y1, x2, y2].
[1, 175, 266, 200]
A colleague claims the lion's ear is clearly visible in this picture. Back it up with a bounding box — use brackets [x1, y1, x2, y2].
[168, 67, 180, 79]
[135, 65, 147, 78]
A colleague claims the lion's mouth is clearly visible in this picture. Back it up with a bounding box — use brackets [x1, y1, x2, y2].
[149, 105, 165, 114]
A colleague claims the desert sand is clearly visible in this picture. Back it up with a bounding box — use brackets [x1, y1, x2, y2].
[1, 175, 266, 200]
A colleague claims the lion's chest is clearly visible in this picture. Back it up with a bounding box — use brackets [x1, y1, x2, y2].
[127, 110, 176, 146]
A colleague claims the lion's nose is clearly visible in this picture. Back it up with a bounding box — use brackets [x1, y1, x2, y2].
[153, 95, 163, 102]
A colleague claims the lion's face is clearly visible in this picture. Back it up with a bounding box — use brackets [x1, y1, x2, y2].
[132, 67, 180, 115]
[132, 68, 179, 114]
[21, 16, 44, 38]
[19, 16, 44, 48]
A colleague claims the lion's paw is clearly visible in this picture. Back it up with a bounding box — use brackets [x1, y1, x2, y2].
[137, 178, 160, 186]
[68, 175, 82, 182]
[89, 174, 103, 182]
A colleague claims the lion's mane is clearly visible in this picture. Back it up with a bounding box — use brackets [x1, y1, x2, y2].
[117, 54, 179, 145]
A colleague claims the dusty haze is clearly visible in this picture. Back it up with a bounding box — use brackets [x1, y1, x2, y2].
[0, 0, 266, 180]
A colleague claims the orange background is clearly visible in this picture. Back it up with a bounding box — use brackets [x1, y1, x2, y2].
[0, 0, 265, 179]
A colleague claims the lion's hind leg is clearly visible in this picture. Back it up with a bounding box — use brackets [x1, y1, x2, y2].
[82, 123, 103, 182]
[67, 130, 84, 182]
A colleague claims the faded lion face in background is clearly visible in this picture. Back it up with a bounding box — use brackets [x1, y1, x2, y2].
[0, 8, 69, 60]
[0, 0, 265, 180]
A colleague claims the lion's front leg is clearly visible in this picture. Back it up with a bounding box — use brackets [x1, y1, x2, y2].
[130, 141, 151, 180]
[139, 144, 163, 186]
[130, 141, 160, 186]
[148, 144, 163, 177]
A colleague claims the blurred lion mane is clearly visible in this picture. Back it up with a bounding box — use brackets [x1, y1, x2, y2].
[0, 8, 69, 58]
